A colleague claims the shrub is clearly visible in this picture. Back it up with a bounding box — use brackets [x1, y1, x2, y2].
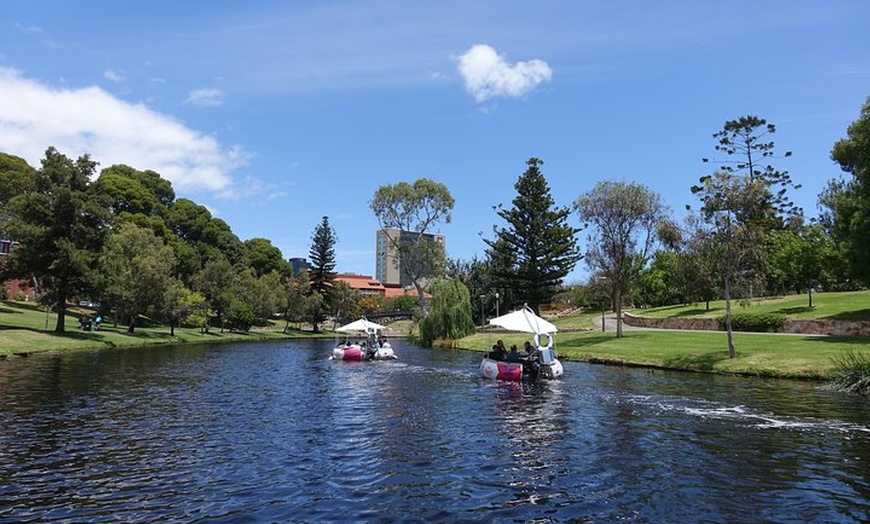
[827, 348, 870, 395]
[716, 312, 786, 332]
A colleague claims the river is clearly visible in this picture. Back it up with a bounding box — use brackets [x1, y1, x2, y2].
[1, 339, 868, 523]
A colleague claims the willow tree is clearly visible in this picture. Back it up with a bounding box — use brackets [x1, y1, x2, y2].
[419, 278, 475, 347]
[370, 178, 454, 313]
[574, 181, 667, 337]
[485, 158, 581, 314]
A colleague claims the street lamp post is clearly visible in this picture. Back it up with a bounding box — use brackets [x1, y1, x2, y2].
[495, 292, 499, 318]
[479, 295, 486, 326]
[601, 299, 606, 332]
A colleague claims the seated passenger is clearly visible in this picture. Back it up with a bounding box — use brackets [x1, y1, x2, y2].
[489, 343, 507, 361]
[523, 340, 534, 356]
[506, 344, 522, 362]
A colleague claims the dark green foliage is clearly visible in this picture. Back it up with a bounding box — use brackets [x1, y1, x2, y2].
[5, 147, 110, 332]
[419, 278, 475, 347]
[226, 300, 255, 332]
[827, 348, 870, 395]
[700, 115, 800, 228]
[716, 312, 786, 332]
[485, 158, 582, 314]
[308, 216, 336, 331]
[824, 97, 870, 286]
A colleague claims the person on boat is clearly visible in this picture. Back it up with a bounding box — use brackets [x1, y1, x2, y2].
[506, 344, 522, 363]
[523, 341, 534, 357]
[489, 340, 507, 361]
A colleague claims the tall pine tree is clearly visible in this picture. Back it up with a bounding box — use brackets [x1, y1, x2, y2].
[308, 216, 337, 332]
[484, 158, 582, 314]
[6, 147, 109, 333]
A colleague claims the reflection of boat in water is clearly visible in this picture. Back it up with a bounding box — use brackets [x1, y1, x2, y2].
[331, 318, 397, 361]
[479, 306, 563, 382]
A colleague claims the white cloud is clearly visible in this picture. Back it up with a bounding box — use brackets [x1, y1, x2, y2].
[103, 69, 124, 82]
[457, 44, 552, 102]
[0, 68, 243, 193]
[186, 87, 224, 107]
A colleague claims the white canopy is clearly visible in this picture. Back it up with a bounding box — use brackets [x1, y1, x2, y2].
[335, 318, 387, 333]
[488, 305, 558, 335]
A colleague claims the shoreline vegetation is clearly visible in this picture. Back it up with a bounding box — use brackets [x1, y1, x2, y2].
[3, 291, 869, 383]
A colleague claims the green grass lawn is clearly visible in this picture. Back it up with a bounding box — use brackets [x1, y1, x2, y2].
[460, 330, 869, 380]
[0, 300, 313, 356]
[637, 290, 870, 321]
[461, 290, 870, 380]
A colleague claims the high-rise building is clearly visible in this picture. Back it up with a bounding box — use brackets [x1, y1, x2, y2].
[375, 228, 445, 287]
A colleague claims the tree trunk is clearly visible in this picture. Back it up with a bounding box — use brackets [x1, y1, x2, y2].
[724, 277, 736, 358]
[54, 298, 67, 334]
[615, 289, 624, 338]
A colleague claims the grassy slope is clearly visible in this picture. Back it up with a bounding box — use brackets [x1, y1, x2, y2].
[637, 290, 870, 321]
[0, 300, 311, 356]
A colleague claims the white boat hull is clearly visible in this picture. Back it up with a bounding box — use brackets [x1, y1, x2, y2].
[332, 342, 397, 361]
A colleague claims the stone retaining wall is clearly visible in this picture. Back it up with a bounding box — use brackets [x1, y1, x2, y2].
[623, 312, 870, 337]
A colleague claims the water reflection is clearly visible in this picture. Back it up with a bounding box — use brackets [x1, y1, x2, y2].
[0, 341, 869, 523]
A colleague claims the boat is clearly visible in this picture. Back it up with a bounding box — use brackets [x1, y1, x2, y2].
[479, 305, 564, 382]
[331, 318, 397, 361]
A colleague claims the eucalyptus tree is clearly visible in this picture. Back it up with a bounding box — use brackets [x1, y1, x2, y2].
[485, 158, 581, 314]
[5, 147, 110, 333]
[575, 180, 667, 337]
[308, 216, 337, 332]
[370, 178, 454, 313]
[691, 172, 769, 357]
[100, 222, 176, 333]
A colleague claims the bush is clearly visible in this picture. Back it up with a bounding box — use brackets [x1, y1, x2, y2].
[827, 348, 870, 395]
[716, 312, 786, 332]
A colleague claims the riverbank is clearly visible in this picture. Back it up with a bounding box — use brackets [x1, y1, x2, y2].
[459, 329, 870, 380]
[0, 300, 325, 357]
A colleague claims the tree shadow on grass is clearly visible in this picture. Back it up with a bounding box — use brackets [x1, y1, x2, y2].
[662, 352, 734, 372]
[825, 309, 870, 322]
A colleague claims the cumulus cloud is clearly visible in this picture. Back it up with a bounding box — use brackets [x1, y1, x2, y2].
[0, 68, 242, 193]
[186, 87, 224, 107]
[457, 44, 552, 102]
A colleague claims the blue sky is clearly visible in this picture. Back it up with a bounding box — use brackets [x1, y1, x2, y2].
[2, 1, 868, 283]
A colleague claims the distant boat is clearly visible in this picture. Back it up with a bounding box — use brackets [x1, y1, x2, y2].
[479, 305, 563, 382]
[331, 318, 397, 361]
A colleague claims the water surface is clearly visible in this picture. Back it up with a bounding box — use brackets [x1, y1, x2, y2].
[1, 340, 868, 523]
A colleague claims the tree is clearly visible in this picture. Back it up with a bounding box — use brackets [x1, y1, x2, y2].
[419, 278, 475, 347]
[691, 172, 768, 357]
[308, 216, 337, 332]
[485, 158, 581, 314]
[575, 180, 667, 337]
[824, 97, 870, 285]
[243, 238, 290, 277]
[702, 115, 800, 228]
[5, 147, 109, 333]
[0, 153, 36, 232]
[161, 281, 207, 336]
[370, 178, 454, 313]
[195, 255, 237, 332]
[100, 223, 176, 333]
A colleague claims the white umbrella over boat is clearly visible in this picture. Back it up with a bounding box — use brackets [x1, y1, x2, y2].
[488, 305, 558, 335]
[335, 318, 387, 333]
